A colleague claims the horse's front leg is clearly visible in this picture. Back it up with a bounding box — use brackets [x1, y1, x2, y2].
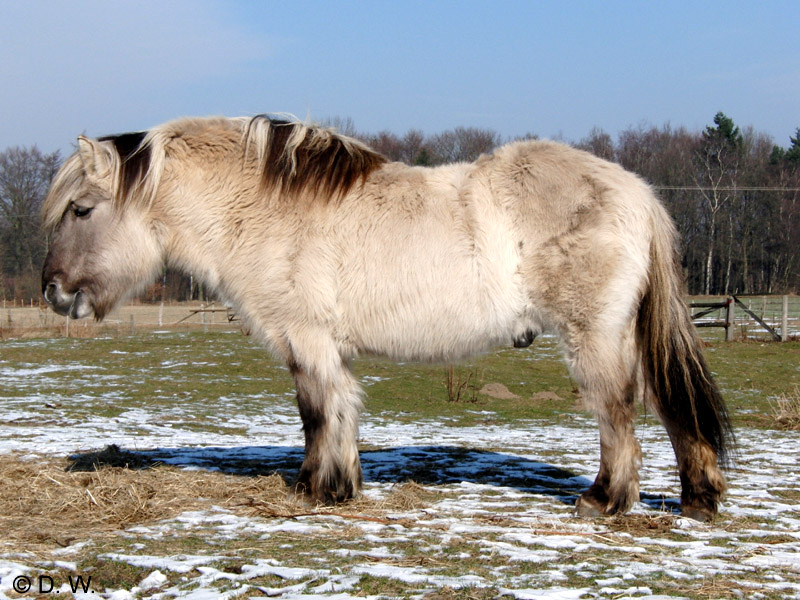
[290, 359, 363, 504]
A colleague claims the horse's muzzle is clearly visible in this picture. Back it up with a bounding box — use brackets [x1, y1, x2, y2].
[43, 281, 93, 319]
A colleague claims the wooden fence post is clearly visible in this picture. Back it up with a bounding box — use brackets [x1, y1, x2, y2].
[725, 297, 735, 342]
[783, 295, 789, 342]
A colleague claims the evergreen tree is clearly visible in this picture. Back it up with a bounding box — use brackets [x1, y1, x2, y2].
[414, 148, 432, 166]
[786, 127, 800, 163]
[769, 127, 800, 166]
[703, 111, 743, 150]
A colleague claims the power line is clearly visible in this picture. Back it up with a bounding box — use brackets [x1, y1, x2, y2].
[654, 186, 800, 192]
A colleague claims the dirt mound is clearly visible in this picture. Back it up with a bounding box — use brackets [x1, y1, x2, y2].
[530, 391, 563, 402]
[478, 383, 519, 399]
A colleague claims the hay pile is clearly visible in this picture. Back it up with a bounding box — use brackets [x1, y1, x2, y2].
[0, 450, 287, 550]
[771, 386, 800, 430]
[0, 446, 430, 552]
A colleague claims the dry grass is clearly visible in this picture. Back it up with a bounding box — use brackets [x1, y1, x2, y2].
[0, 301, 240, 339]
[689, 577, 756, 599]
[444, 365, 478, 403]
[0, 451, 288, 551]
[240, 479, 432, 526]
[0, 448, 432, 553]
[422, 587, 499, 600]
[770, 386, 800, 430]
[607, 512, 678, 535]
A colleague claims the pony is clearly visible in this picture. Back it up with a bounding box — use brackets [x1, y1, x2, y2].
[41, 115, 733, 521]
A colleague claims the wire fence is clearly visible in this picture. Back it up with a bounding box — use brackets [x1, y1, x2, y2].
[0, 301, 242, 339]
[691, 295, 799, 341]
[2, 296, 798, 341]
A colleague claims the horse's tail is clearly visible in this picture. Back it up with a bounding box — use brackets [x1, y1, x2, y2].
[637, 207, 734, 469]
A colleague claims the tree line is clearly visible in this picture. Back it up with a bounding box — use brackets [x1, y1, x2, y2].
[1, 112, 798, 302]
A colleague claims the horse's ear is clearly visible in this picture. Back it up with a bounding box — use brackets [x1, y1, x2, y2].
[77, 135, 115, 179]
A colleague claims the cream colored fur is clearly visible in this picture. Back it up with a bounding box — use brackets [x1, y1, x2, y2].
[42, 116, 728, 514]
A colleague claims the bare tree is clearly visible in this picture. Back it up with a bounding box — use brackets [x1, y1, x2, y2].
[427, 126, 501, 164]
[576, 127, 615, 161]
[763, 129, 800, 292]
[0, 146, 60, 299]
[693, 112, 743, 295]
[399, 129, 426, 165]
[616, 124, 702, 288]
[319, 116, 359, 138]
[362, 130, 405, 162]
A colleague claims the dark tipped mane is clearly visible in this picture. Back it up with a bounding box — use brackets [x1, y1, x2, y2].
[98, 131, 151, 201]
[245, 115, 387, 200]
[44, 115, 386, 232]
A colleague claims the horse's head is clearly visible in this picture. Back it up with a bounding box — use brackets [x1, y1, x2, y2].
[42, 134, 166, 320]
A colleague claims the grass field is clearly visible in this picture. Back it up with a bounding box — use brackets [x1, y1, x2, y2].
[1, 324, 800, 598]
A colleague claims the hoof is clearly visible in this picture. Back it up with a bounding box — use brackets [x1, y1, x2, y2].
[295, 466, 359, 506]
[576, 483, 636, 518]
[681, 505, 715, 523]
[294, 481, 355, 506]
[575, 493, 615, 518]
[575, 496, 605, 518]
[513, 329, 536, 348]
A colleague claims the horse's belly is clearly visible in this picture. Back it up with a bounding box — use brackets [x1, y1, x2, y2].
[343, 267, 524, 362]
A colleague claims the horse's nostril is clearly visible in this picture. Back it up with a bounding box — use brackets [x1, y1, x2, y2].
[44, 282, 58, 303]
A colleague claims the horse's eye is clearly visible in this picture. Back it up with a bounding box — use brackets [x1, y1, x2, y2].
[72, 204, 94, 218]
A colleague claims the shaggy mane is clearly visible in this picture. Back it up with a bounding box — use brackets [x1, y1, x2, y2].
[98, 131, 153, 202]
[43, 115, 387, 231]
[42, 129, 164, 232]
[243, 115, 387, 200]
[42, 153, 85, 231]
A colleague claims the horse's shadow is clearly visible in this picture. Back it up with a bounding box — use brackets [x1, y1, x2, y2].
[67, 443, 680, 513]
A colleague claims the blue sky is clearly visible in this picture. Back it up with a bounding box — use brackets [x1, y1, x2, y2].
[2, 0, 798, 155]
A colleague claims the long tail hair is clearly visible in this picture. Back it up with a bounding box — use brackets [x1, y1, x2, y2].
[637, 209, 734, 466]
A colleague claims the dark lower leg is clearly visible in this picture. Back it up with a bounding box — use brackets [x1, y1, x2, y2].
[577, 432, 641, 516]
[577, 383, 641, 516]
[292, 363, 363, 505]
[672, 437, 726, 521]
[296, 454, 362, 504]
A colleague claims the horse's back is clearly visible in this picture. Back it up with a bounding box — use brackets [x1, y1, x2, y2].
[476, 140, 658, 338]
[289, 140, 660, 361]
[480, 139, 655, 240]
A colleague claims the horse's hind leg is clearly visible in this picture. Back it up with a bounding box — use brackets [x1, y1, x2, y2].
[651, 410, 727, 522]
[567, 323, 643, 516]
[290, 357, 363, 505]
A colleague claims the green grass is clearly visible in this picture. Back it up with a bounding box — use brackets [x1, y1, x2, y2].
[702, 340, 800, 428]
[77, 558, 152, 592]
[355, 342, 580, 425]
[3, 331, 799, 431]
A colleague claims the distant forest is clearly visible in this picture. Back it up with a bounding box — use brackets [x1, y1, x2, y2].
[2, 112, 799, 302]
